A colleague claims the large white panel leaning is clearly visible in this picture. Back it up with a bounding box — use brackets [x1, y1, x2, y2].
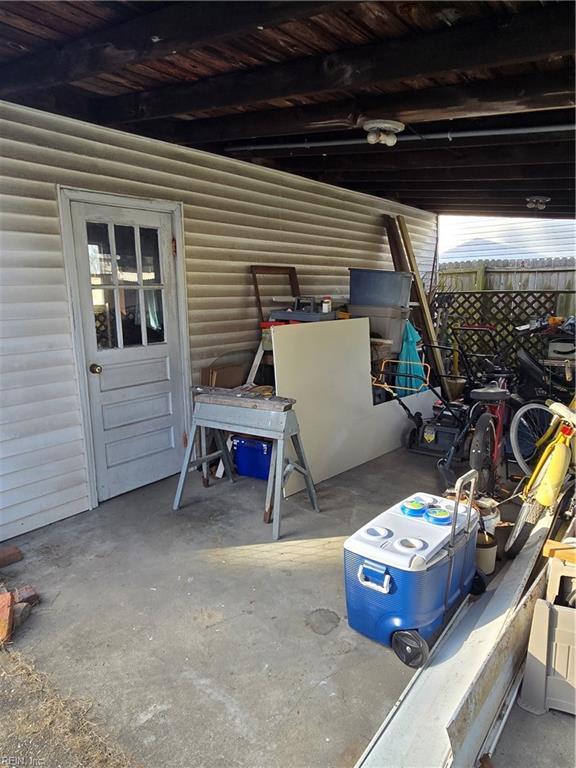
[272, 319, 435, 495]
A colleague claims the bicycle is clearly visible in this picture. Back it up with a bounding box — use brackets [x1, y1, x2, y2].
[450, 319, 574, 495]
[514, 316, 575, 405]
[504, 401, 576, 559]
[468, 374, 514, 496]
[509, 394, 576, 476]
[454, 316, 575, 405]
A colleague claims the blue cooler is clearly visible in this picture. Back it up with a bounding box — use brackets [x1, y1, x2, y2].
[343, 472, 479, 664]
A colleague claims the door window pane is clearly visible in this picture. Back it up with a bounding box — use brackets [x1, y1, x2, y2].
[92, 288, 118, 349]
[114, 225, 138, 284]
[144, 290, 165, 343]
[119, 288, 142, 346]
[85, 218, 167, 349]
[140, 228, 161, 284]
[87, 222, 112, 285]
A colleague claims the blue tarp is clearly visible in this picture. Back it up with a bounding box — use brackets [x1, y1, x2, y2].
[396, 321, 427, 398]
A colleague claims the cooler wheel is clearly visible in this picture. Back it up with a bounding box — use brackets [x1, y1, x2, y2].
[391, 630, 429, 668]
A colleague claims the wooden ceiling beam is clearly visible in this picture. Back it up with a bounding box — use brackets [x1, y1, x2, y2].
[95, 5, 576, 124]
[367, 191, 575, 202]
[274, 143, 573, 172]
[343, 181, 576, 192]
[311, 165, 575, 182]
[429, 212, 574, 219]
[411, 206, 575, 217]
[388, 200, 575, 209]
[0, 2, 337, 97]
[424, 205, 575, 211]
[135, 72, 576, 145]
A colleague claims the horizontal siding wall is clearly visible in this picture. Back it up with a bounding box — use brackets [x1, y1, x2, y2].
[0, 101, 437, 540]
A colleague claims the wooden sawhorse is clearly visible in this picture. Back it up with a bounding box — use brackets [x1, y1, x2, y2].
[172, 391, 319, 540]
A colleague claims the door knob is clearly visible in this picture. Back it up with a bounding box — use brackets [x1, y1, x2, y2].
[89, 363, 103, 374]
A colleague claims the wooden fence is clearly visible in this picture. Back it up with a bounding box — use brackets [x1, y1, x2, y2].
[438, 257, 575, 315]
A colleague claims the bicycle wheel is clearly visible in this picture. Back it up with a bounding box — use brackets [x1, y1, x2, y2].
[510, 402, 555, 476]
[470, 412, 496, 496]
[505, 451, 565, 558]
[504, 498, 544, 559]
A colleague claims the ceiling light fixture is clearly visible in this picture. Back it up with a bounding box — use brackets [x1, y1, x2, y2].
[526, 195, 551, 211]
[362, 119, 405, 147]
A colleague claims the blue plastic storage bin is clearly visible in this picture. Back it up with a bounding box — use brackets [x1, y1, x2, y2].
[349, 268, 412, 308]
[232, 437, 273, 480]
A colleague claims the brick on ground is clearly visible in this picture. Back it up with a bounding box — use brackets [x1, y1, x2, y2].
[13, 602, 32, 629]
[12, 585, 40, 606]
[0, 546, 23, 568]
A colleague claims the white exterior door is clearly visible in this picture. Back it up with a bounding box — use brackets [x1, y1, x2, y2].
[71, 201, 186, 501]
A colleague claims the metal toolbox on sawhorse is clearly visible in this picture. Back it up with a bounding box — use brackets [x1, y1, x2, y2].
[172, 388, 319, 540]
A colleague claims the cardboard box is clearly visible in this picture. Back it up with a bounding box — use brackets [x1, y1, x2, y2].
[200, 363, 246, 388]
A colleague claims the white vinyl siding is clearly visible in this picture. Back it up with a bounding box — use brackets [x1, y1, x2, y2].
[439, 215, 576, 262]
[0, 101, 437, 540]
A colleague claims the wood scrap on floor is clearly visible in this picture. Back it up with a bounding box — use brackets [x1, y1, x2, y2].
[0, 592, 14, 644]
[0, 583, 40, 644]
[542, 538, 576, 563]
[0, 546, 23, 568]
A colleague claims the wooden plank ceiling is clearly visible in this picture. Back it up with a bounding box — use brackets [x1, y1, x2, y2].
[1, 0, 574, 218]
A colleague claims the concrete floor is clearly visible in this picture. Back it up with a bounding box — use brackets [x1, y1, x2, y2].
[3, 449, 574, 768]
[494, 705, 575, 768]
[5, 449, 431, 768]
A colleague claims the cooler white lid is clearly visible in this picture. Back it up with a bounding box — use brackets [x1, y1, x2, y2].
[343, 493, 478, 572]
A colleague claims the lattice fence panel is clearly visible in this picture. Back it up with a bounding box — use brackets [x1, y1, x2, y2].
[94, 308, 117, 349]
[432, 291, 560, 372]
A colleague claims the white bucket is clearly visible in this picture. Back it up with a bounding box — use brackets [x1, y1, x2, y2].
[480, 508, 501, 536]
[477, 497, 501, 536]
[476, 531, 497, 576]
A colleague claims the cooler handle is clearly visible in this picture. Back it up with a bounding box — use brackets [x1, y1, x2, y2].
[444, 469, 478, 616]
[451, 468, 478, 547]
[357, 564, 391, 594]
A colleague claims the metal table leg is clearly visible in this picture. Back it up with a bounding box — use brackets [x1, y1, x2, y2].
[200, 427, 209, 487]
[292, 432, 320, 513]
[264, 440, 278, 523]
[272, 438, 285, 541]
[173, 422, 197, 510]
[214, 429, 235, 483]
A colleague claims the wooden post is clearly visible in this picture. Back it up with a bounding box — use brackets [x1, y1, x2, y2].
[475, 263, 486, 290]
[397, 215, 453, 400]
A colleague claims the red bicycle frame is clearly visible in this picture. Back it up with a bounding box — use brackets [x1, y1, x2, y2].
[485, 375, 509, 469]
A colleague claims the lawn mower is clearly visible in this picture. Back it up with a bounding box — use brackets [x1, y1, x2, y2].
[372, 356, 481, 490]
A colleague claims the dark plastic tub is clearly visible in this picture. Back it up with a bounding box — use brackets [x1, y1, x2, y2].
[349, 268, 412, 308]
